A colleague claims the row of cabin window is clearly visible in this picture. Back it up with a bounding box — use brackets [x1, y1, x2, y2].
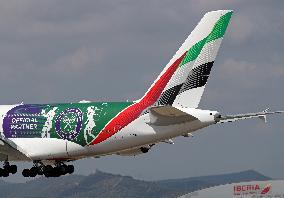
[101, 125, 122, 133]
[5, 114, 42, 117]
[10, 131, 41, 135]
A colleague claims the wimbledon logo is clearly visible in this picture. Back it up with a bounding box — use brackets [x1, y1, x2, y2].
[55, 108, 83, 141]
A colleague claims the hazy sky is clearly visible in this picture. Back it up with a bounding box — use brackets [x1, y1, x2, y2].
[1, 0, 284, 183]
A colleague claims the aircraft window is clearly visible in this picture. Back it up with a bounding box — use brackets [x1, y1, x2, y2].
[114, 125, 122, 130]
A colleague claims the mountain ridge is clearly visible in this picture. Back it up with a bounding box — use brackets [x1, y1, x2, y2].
[0, 169, 271, 198]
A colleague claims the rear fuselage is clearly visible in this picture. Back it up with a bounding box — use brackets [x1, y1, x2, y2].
[0, 103, 216, 161]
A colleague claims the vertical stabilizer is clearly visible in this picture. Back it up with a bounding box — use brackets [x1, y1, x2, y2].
[142, 10, 233, 108]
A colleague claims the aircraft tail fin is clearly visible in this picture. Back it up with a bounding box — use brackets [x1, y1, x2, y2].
[139, 10, 233, 109]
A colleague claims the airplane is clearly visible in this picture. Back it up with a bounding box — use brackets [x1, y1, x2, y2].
[0, 10, 282, 178]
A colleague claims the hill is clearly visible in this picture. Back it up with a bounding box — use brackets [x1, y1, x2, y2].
[0, 169, 270, 198]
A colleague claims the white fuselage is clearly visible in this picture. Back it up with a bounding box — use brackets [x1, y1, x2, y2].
[0, 106, 218, 162]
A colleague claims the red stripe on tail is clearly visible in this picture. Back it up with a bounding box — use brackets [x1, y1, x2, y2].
[90, 52, 186, 145]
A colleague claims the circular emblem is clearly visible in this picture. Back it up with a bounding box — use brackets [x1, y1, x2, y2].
[55, 108, 83, 140]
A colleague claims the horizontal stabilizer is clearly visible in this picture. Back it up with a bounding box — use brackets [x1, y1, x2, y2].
[149, 106, 198, 126]
[215, 110, 284, 123]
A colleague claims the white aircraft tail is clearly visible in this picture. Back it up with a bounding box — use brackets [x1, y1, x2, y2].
[139, 10, 233, 109]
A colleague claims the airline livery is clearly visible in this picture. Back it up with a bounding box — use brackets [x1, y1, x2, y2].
[0, 10, 282, 178]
